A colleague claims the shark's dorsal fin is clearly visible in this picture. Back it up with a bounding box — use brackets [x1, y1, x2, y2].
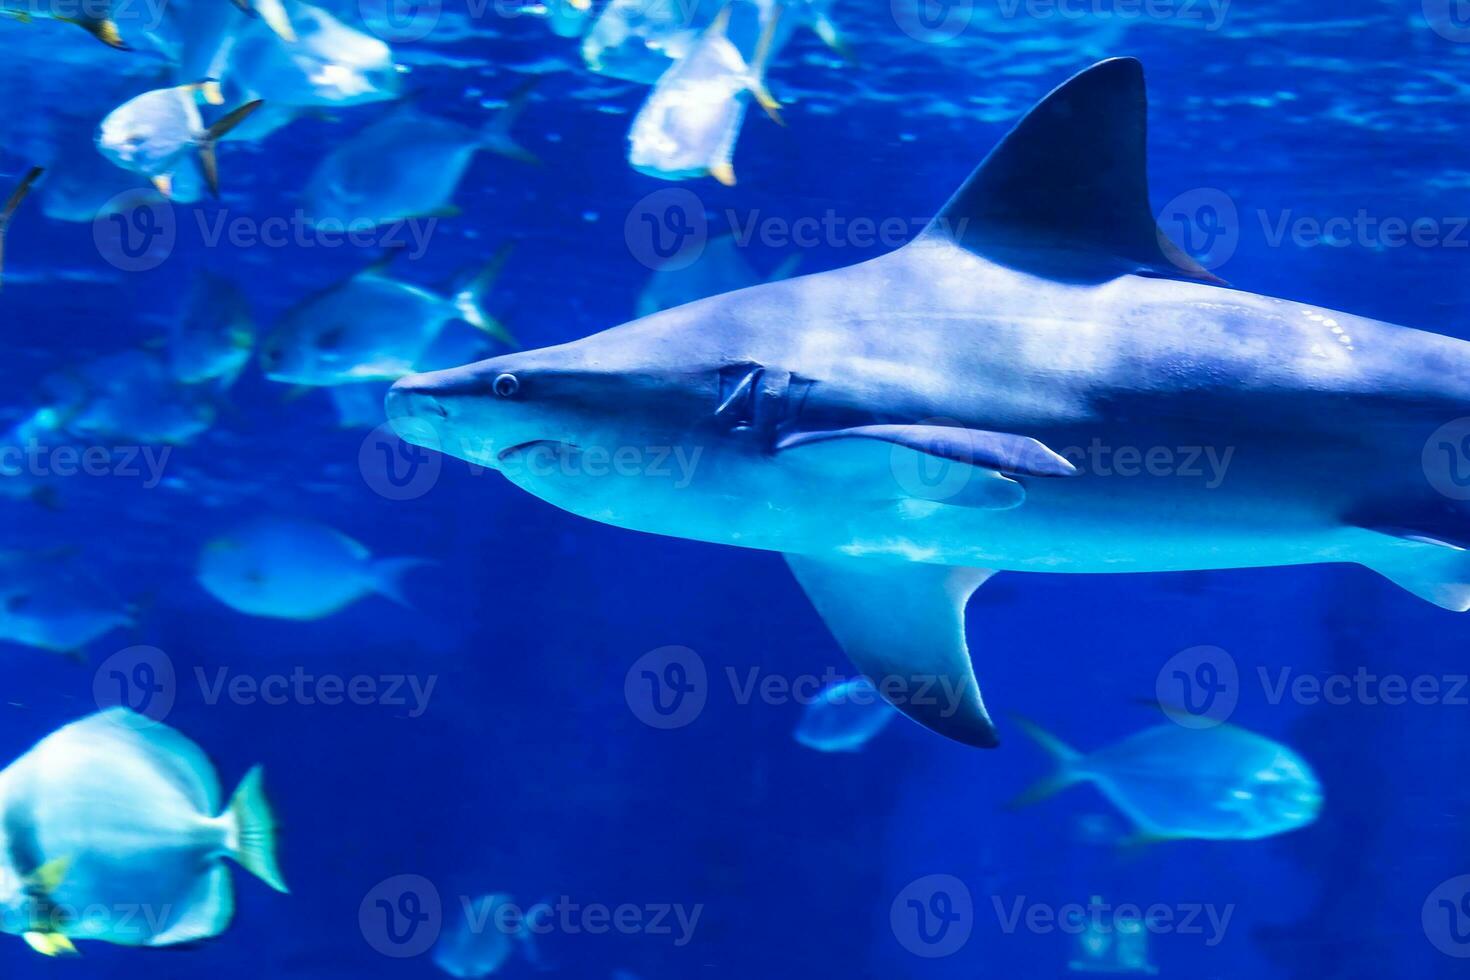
[921, 58, 1222, 286]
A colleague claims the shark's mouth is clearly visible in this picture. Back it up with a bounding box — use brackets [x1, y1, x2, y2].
[498, 439, 581, 463]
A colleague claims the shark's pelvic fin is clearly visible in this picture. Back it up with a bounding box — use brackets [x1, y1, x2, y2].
[785, 554, 1000, 747]
[918, 57, 1223, 286]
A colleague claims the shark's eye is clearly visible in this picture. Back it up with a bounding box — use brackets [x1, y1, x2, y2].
[493, 373, 520, 398]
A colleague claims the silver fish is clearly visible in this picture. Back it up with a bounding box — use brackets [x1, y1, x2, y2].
[1012, 716, 1323, 842]
[0, 551, 131, 655]
[793, 676, 896, 753]
[260, 250, 514, 386]
[303, 90, 537, 230]
[197, 516, 430, 620]
[635, 233, 797, 317]
[626, 2, 782, 186]
[95, 82, 261, 200]
[169, 271, 255, 389]
[0, 708, 287, 956]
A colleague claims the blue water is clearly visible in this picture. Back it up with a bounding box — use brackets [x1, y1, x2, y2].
[3, 0, 1470, 977]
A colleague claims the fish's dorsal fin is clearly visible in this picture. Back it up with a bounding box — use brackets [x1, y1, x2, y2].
[706, 3, 732, 40]
[920, 58, 1222, 286]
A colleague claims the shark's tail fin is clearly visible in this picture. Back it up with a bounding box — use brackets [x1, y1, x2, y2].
[1007, 716, 1086, 809]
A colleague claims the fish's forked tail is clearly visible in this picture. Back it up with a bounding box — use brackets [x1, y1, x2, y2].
[54, 11, 128, 49]
[225, 766, 289, 893]
[369, 557, 435, 608]
[0, 166, 44, 291]
[451, 244, 518, 347]
[747, 5, 785, 125]
[1007, 716, 1086, 809]
[198, 100, 266, 198]
[482, 77, 540, 165]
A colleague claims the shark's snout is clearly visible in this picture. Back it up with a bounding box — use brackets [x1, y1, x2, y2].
[386, 361, 532, 468]
[386, 373, 449, 423]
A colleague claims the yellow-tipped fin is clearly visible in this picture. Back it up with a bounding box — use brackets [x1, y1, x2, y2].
[191, 79, 226, 106]
[748, 6, 784, 125]
[706, 3, 732, 39]
[0, 166, 44, 292]
[198, 100, 265, 198]
[57, 15, 127, 49]
[254, 0, 297, 42]
[24, 856, 71, 896]
[227, 765, 289, 893]
[150, 174, 173, 199]
[811, 14, 855, 64]
[710, 162, 736, 187]
[23, 932, 78, 957]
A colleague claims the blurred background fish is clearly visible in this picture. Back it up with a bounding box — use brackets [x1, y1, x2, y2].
[197, 517, 429, 619]
[259, 250, 513, 385]
[0, 551, 132, 656]
[636, 232, 798, 316]
[793, 676, 895, 752]
[1011, 714, 1324, 843]
[302, 85, 537, 230]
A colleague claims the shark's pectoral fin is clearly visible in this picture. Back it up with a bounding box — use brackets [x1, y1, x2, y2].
[777, 424, 1074, 509]
[1358, 524, 1470, 611]
[917, 57, 1224, 286]
[785, 553, 1000, 748]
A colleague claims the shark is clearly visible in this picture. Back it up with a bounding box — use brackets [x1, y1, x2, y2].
[386, 58, 1470, 748]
